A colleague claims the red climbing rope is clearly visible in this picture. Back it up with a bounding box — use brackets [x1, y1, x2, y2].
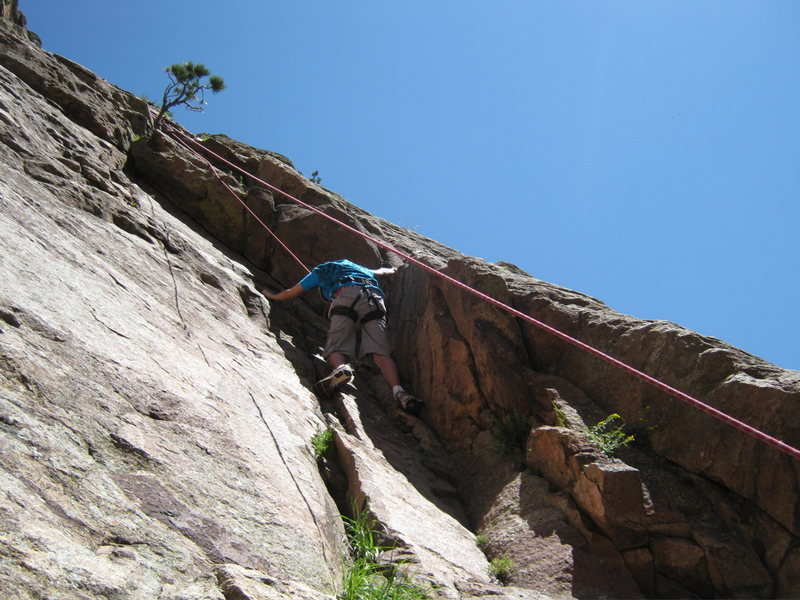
[161, 123, 800, 461]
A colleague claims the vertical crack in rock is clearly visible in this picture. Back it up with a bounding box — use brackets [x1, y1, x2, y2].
[247, 391, 336, 574]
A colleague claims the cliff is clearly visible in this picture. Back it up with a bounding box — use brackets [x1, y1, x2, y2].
[0, 0, 37, 45]
[1, 8, 798, 600]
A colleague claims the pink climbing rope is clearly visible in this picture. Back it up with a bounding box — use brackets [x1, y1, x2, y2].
[165, 124, 310, 275]
[162, 123, 800, 461]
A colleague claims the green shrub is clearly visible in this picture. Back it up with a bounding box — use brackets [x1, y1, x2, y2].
[489, 555, 515, 585]
[586, 413, 634, 456]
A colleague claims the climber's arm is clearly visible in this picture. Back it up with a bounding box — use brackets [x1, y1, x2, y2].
[262, 283, 306, 301]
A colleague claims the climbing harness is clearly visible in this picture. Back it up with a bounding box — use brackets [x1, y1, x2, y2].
[329, 287, 386, 325]
[338, 274, 379, 289]
[328, 271, 385, 324]
[158, 121, 800, 461]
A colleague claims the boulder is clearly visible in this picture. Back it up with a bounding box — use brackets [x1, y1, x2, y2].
[571, 461, 647, 550]
[526, 426, 600, 489]
[475, 467, 641, 599]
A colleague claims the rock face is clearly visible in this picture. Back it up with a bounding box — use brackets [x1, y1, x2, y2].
[0, 0, 39, 45]
[1, 9, 799, 600]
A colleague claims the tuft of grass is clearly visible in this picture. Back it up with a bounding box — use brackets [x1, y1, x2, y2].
[340, 557, 383, 600]
[491, 410, 529, 455]
[311, 429, 334, 459]
[339, 503, 432, 600]
[586, 413, 635, 457]
[342, 505, 382, 562]
[489, 555, 515, 585]
[475, 534, 489, 551]
[340, 558, 430, 600]
[552, 402, 569, 428]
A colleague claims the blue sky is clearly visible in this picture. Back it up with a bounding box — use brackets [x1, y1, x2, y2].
[21, 1, 799, 370]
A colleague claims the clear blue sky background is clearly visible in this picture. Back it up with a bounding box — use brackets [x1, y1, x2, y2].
[21, 1, 799, 370]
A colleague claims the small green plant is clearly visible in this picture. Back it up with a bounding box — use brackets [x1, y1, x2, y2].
[491, 410, 529, 455]
[489, 555, 515, 585]
[153, 61, 226, 130]
[311, 429, 334, 459]
[586, 413, 635, 456]
[475, 534, 488, 551]
[550, 402, 635, 457]
[310, 170, 322, 184]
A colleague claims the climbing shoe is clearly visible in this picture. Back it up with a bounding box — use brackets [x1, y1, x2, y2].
[395, 390, 423, 415]
[314, 364, 354, 397]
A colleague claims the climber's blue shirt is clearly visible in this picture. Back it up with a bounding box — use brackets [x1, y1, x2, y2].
[299, 259, 383, 301]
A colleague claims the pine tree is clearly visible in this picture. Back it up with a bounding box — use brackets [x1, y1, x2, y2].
[152, 62, 225, 131]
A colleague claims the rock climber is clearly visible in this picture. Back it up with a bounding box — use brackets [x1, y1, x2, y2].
[262, 259, 421, 413]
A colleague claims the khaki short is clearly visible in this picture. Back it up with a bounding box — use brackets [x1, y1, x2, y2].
[323, 287, 392, 359]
